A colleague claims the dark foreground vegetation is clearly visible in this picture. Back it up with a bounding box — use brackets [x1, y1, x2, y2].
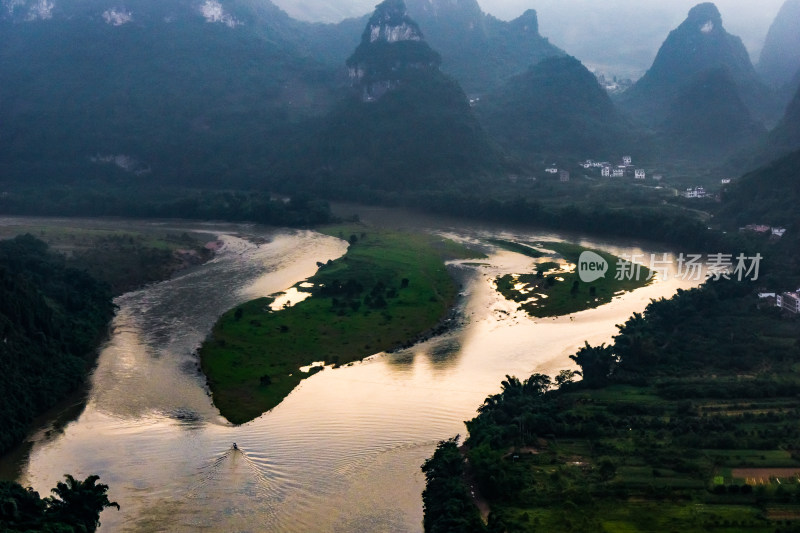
[422, 149, 800, 531]
[0, 474, 118, 532]
[423, 279, 800, 532]
[0, 236, 115, 456]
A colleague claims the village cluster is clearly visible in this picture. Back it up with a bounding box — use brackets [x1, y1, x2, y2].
[572, 156, 653, 181]
[543, 156, 741, 204]
[760, 289, 800, 314]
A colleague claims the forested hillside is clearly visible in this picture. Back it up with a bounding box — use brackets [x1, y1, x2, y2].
[276, 0, 504, 193]
[425, 278, 800, 532]
[0, 236, 115, 455]
[477, 55, 636, 161]
[422, 149, 800, 532]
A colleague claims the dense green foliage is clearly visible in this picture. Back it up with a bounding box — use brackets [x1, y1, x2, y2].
[422, 437, 486, 533]
[424, 279, 800, 531]
[0, 474, 118, 532]
[0, 236, 114, 455]
[422, 146, 800, 531]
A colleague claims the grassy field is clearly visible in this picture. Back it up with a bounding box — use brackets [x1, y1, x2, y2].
[199, 225, 481, 424]
[481, 382, 800, 532]
[0, 224, 216, 294]
[494, 241, 651, 317]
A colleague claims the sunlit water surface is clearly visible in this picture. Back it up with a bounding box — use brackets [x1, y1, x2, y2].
[0, 213, 701, 532]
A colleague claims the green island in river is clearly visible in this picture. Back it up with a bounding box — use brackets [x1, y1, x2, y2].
[199, 225, 482, 424]
[492, 240, 652, 318]
[200, 229, 659, 424]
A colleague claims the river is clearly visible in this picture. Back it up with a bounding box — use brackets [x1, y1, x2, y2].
[0, 211, 701, 532]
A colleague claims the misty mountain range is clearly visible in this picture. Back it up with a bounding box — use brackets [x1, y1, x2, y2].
[1, 0, 799, 193]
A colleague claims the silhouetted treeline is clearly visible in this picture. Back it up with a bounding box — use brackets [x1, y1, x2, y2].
[0, 474, 118, 532]
[289, 180, 718, 249]
[0, 236, 115, 455]
[0, 186, 334, 227]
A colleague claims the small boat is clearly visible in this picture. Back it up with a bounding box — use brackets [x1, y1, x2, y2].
[232, 442, 238, 451]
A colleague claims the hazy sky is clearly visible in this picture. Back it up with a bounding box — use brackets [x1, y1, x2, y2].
[494, 0, 784, 75]
[273, 0, 786, 78]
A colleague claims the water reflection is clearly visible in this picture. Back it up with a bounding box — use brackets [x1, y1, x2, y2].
[0, 212, 702, 532]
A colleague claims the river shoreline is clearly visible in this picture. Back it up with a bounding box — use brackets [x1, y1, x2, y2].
[0, 213, 701, 532]
[198, 224, 480, 424]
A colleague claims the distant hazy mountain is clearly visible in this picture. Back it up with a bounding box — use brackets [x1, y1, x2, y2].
[765, 84, 800, 158]
[403, 0, 564, 94]
[476, 55, 635, 161]
[300, 0, 564, 95]
[276, 0, 502, 192]
[720, 147, 800, 226]
[345, 0, 440, 98]
[275, 0, 785, 82]
[757, 0, 800, 90]
[620, 3, 776, 126]
[656, 68, 766, 162]
[0, 0, 340, 186]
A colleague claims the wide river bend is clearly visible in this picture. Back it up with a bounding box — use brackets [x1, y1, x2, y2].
[0, 212, 700, 532]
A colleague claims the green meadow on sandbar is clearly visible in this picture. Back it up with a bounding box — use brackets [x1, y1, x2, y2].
[494, 241, 652, 317]
[199, 225, 482, 424]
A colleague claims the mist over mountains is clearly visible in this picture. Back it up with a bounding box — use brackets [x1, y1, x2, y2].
[1, 0, 799, 194]
[756, 0, 800, 115]
[274, 0, 785, 79]
[477, 55, 633, 161]
[620, 3, 774, 124]
[275, 0, 503, 194]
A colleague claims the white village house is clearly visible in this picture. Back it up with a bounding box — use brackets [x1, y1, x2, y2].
[635, 169, 646, 180]
[682, 187, 707, 199]
[777, 291, 800, 314]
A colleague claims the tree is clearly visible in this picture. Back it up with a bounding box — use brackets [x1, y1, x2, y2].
[46, 475, 119, 533]
[555, 369, 578, 388]
[0, 475, 118, 532]
[569, 342, 617, 386]
[421, 437, 486, 533]
[571, 280, 580, 294]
